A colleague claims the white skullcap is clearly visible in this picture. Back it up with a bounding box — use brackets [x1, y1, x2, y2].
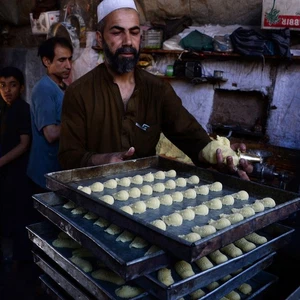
[97, 0, 138, 23]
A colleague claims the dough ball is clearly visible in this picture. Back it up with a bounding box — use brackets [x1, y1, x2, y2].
[208, 217, 231, 230]
[131, 174, 143, 185]
[129, 236, 148, 248]
[154, 170, 166, 180]
[175, 177, 187, 187]
[209, 181, 223, 192]
[152, 182, 165, 193]
[183, 188, 197, 199]
[195, 185, 209, 195]
[77, 185, 83, 190]
[238, 283, 252, 295]
[192, 224, 216, 237]
[98, 195, 114, 205]
[151, 219, 167, 231]
[209, 250, 228, 264]
[245, 232, 267, 244]
[187, 175, 200, 184]
[201, 135, 239, 165]
[195, 256, 214, 271]
[164, 179, 176, 189]
[178, 232, 201, 242]
[159, 194, 173, 206]
[165, 169, 177, 177]
[206, 281, 219, 291]
[177, 208, 195, 221]
[63, 200, 76, 209]
[192, 204, 209, 215]
[190, 289, 206, 300]
[52, 238, 81, 249]
[80, 186, 92, 195]
[71, 206, 88, 215]
[143, 172, 154, 182]
[232, 207, 255, 218]
[161, 212, 183, 226]
[92, 268, 125, 285]
[171, 191, 184, 202]
[234, 237, 256, 252]
[70, 256, 93, 273]
[116, 230, 135, 243]
[145, 197, 160, 209]
[116, 177, 131, 187]
[248, 200, 265, 212]
[94, 217, 110, 228]
[130, 201, 147, 214]
[221, 195, 234, 205]
[72, 247, 94, 258]
[83, 212, 98, 220]
[232, 190, 249, 200]
[259, 197, 276, 208]
[140, 185, 153, 195]
[105, 224, 122, 235]
[114, 190, 129, 201]
[89, 182, 104, 192]
[220, 213, 244, 224]
[204, 198, 222, 209]
[225, 291, 241, 300]
[115, 285, 144, 298]
[128, 187, 141, 198]
[221, 243, 243, 258]
[174, 260, 195, 279]
[120, 205, 133, 215]
[157, 268, 174, 286]
[104, 179, 117, 189]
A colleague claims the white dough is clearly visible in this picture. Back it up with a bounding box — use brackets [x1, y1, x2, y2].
[245, 232, 267, 244]
[220, 195, 235, 205]
[238, 283, 252, 295]
[104, 179, 117, 189]
[92, 268, 125, 285]
[77, 185, 83, 190]
[94, 217, 109, 228]
[234, 238, 256, 252]
[150, 219, 167, 231]
[165, 169, 176, 177]
[116, 230, 135, 243]
[195, 256, 213, 271]
[208, 217, 231, 230]
[157, 268, 174, 286]
[178, 232, 201, 242]
[140, 185, 153, 195]
[187, 175, 200, 184]
[80, 186, 92, 195]
[231, 206, 255, 218]
[116, 177, 131, 187]
[130, 201, 147, 214]
[115, 285, 144, 298]
[175, 177, 187, 187]
[145, 197, 160, 209]
[152, 182, 165, 192]
[154, 170, 166, 180]
[194, 185, 210, 195]
[221, 243, 243, 258]
[231, 190, 249, 200]
[183, 188, 197, 199]
[177, 208, 195, 221]
[105, 224, 122, 235]
[192, 204, 209, 215]
[164, 179, 176, 189]
[209, 250, 228, 264]
[120, 205, 133, 215]
[171, 191, 184, 202]
[190, 289, 206, 299]
[89, 182, 104, 192]
[144, 245, 161, 256]
[129, 236, 148, 248]
[204, 198, 222, 209]
[192, 224, 216, 237]
[174, 260, 195, 279]
[209, 181, 223, 192]
[159, 194, 173, 206]
[246, 200, 265, 212]
[161, 212, 183, 226]
[206, 281, 219, 291]
[226, 291, 241, 300]
[70, 256, 93, 273]
[257, 197, 276, 208]
[114, 190, 130, 201]
[128, 187, 141, 198]
[98, 195, 114, 205]
[63, 200, 76, 209]
[130, 174, 143, 185]
[143, 172, 154, 182]
[71, 206, 88, 215]
[220, 213, 244, 224]
[83, 212, 98, 220]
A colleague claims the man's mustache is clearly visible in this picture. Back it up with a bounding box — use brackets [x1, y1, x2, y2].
[116, 47, 137, 55]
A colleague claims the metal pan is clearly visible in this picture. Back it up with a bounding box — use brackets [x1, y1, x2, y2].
[44, 156, 300, 262]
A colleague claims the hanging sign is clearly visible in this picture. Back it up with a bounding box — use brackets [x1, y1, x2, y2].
[262, 0, 300, 30]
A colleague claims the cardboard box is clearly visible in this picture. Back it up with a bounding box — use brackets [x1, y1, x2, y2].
[30, 10, 60, 35]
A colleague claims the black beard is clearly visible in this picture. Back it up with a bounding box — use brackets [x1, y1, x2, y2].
[102, 40, 140, 74]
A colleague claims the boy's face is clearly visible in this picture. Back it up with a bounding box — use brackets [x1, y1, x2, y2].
[0, 76, 24, 105]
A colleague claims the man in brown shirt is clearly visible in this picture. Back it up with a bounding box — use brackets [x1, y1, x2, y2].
[58, 0, 252, 179]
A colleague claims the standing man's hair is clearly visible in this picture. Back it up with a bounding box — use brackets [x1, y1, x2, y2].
[38, 37, 73, 65]
[0, 66, 24, 86]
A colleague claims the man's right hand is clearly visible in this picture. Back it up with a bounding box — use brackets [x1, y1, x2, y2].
[89, 147, 135, 166]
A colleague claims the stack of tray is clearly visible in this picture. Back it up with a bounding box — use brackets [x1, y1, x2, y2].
[27, 156, 300, 299]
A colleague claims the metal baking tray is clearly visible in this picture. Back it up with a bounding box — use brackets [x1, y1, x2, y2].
[33, 192, 173, 281]
[134, 223, 293, 299]
[44, 156, 300, 262]
[28, 221, 155, 300]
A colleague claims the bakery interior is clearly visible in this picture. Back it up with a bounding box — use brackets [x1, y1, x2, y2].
[1, 0, 300, 299]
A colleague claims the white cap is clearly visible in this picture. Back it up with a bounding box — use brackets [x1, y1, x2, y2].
[97, 0, 138, 23]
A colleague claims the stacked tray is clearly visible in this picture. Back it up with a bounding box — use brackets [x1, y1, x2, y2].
[28, 221, 279, 300]
[44, 156, 300, 262]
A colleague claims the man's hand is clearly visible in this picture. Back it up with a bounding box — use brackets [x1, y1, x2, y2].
[89, 147, 135, 166]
